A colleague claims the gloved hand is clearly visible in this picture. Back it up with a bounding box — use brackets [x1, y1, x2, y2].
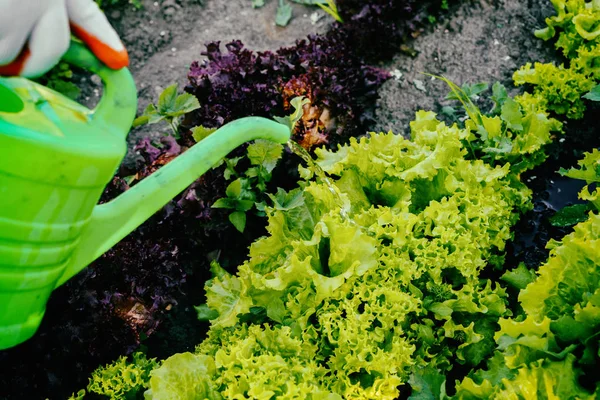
[0, 0, 128, 77]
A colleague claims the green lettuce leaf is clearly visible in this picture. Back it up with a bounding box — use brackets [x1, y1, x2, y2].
[144, 353, 221, 400]
[519, 213, 600, 320]
[501, 263, 537, 290]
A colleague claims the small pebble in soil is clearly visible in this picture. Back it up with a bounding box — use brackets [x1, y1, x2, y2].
[391, 69, 403, 81]
[413, 79, 427, 92]
[310, 12, 322, 25]
[90, 74, 101, 85]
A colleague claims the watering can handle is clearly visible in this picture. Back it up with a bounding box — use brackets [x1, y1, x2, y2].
[61, 39, 137, 135]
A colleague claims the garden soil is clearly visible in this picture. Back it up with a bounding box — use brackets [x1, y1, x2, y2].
[373, 0, 557, 135]
[86, 0, 561, 159]
[3, 0, 599, 399]
[79, 0, 333, 155]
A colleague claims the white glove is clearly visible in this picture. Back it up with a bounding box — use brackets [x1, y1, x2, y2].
[0, 0, 128, 77]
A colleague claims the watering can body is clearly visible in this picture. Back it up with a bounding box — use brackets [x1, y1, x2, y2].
[0, 42, 290, 350]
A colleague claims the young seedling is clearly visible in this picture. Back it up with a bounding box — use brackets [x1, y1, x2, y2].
[211, 96, 309, 233]
[35, 62, 80, 100]
[253, 0, 342, 27]
[315, 0, 343, 23]
[133, 83, 201, 137]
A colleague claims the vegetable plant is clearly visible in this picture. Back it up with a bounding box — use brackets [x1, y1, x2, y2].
[210, 140, 284, 233]
[69, 353, 158, 400]
[139, 96, 544, 398]
[134, 83, 201, 137]
[517, 0, 600, 119]
[457, 211, 600, 399]
[551, 149, 600, 227]
[252, 0, 342, 27]
[80, 71, 564, 396]
[210, 97, 309, 233]
[34, 62, 80, 100]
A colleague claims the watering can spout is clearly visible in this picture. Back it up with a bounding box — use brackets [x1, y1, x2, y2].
[57, 117, 291, 287]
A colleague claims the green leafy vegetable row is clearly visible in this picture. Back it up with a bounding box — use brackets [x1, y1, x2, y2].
[151, 103, 537, 399]
[436, 0, 600, 396]
[95, 72, 564, 397]
[516, 0, 600, 119]
[71, 82, 556, 398]
[455, 210, 600, 399]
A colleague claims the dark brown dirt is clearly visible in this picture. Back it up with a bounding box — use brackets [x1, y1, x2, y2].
[373, 0, 557, 136]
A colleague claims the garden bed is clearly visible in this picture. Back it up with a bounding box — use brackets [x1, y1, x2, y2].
[0, 0, 599, 399]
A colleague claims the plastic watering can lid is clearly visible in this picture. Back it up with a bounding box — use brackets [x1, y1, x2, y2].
[0, 39, 137, 188]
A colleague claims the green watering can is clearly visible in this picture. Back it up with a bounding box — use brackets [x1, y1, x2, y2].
[0, 41, 291, 350]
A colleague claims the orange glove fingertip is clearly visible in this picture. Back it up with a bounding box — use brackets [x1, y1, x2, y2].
[70, 22, 129, 70]
[0, 47, 31, 76]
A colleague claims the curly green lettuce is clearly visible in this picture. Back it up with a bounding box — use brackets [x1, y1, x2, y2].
[519, 212, 600, 325]
[436, 78, 562, 172]
[535, 0, 600, 58]
[513, 62, 595, 119]
[559, 148, 600, 210]
[194, 324, 340, 400]
[455, 354, 594, 400]
[70, 352, 159, 400]
[144, 353, 221, 400]
[188, 110, 535, 399]
[113, 83, 570, 399]
[455, 213, 600, 399]
[518, 0, 600, 120]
